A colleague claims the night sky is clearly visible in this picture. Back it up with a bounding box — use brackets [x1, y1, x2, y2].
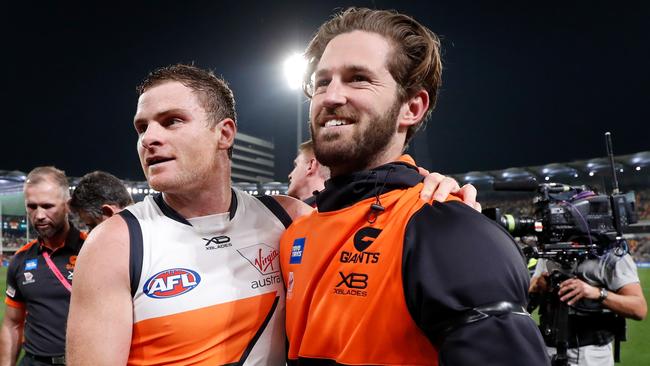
[4, 0, 649, 182]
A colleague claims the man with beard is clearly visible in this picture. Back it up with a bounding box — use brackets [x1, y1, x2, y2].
[66, 64, 476, 366]
[280, 8, 549, 365]
[1, 167, 86, 366]
[287, 140, 329, 205]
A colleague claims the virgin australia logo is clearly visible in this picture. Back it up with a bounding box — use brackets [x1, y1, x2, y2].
[237, 243, 280, 275]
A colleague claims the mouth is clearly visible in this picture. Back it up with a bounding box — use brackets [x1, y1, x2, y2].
[321, 117, 354, 128]
[146, 156, 174, 167]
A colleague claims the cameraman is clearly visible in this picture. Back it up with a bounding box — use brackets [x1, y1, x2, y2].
[529, 251, 647, 366]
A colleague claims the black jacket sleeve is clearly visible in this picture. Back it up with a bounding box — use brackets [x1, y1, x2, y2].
[403, 201, 549, 366]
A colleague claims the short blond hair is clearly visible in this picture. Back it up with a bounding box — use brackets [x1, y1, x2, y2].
[25, 166, 70, 199]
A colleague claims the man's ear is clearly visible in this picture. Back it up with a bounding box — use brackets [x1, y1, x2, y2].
[398, 89, 429, 129]
[216, 118, 237, 151]
[306, 158, 318, 176]
[100, 204, 118, 218]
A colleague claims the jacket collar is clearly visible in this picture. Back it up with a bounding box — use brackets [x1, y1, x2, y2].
[315, 155, 424, 212]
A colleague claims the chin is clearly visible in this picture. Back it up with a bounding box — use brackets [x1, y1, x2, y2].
[147, 176, 173, 193]
[38, 227, 60, 240]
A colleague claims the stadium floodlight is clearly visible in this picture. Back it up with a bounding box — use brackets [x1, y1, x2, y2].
[284, 53, 307, 90]
[284, 52, 308, 149]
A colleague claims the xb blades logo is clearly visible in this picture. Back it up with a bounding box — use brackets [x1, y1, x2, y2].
[203, 235, 232, 250]
[336, 272, 368, 289]
[353, 227, 382, 252]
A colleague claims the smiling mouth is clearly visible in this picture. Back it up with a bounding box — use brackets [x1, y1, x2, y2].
[323, 118, 353, 127]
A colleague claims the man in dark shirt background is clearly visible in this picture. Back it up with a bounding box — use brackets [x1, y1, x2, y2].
[1, 166, 85, 366]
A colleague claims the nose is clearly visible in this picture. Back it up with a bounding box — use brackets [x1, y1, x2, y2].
[34, 207, 47, 221]
[321, 78, 347, 109]
[140, 122, 164, 150]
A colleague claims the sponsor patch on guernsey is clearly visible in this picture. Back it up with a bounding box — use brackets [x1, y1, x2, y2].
[237, 243, 280, 275]
[6, 285, 16, 298]
[143, 268, 201, 299]
[290, 238, 306, 264]
[25, 259, 38, 271]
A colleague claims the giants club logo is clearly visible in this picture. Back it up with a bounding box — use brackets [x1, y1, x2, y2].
[143, 268, 201, 299]
[237, 243, 280, 275]
[353, 227, 382, 251]
[340, 227, 382, 264]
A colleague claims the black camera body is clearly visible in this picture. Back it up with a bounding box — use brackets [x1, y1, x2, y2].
[484, 183, 637, 265]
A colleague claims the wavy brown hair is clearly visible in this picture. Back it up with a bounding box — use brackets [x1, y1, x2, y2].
[303, 7, 442, 144]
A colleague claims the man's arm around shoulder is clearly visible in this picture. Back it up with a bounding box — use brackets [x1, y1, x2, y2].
[272, 195, 314, 221]
[66, 215, 132, 365]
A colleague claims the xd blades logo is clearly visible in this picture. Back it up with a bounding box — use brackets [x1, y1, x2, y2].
[143, 268, 201, 299]
[203, 235, 232, 250]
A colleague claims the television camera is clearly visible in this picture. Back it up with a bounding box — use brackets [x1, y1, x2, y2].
[483, 133, 638, 366]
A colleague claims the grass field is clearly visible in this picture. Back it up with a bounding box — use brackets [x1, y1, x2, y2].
[0, 266, 648, 364]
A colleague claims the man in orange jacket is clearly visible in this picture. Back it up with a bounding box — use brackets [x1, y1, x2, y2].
[280, 7, 550, 365]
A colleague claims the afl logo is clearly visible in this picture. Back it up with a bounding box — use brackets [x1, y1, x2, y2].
[143, 268, 201, 299]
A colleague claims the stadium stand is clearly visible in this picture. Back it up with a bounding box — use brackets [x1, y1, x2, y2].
[2, 151, 649, 262]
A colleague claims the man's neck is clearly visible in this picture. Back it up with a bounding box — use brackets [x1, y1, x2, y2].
[162, 180, 232, 219]
[301, 178, 326, 200]
[330, 148, 403, 178]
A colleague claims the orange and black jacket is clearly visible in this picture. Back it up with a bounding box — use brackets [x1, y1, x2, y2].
[280, 155, 549, 366]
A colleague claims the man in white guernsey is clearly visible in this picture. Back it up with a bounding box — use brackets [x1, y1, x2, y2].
[66, 64, 477, 365]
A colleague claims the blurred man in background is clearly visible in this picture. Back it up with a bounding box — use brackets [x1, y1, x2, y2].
[287, 140, 329, 205]
[69, 170, 133, 231]
[1, 167, 85, 366]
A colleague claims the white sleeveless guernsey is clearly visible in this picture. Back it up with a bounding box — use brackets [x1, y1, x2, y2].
[119, 189, 290, 366]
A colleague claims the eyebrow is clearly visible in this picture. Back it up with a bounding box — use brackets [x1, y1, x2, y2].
[133, 108, 187, 126]
[314, 64, 374, 79]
